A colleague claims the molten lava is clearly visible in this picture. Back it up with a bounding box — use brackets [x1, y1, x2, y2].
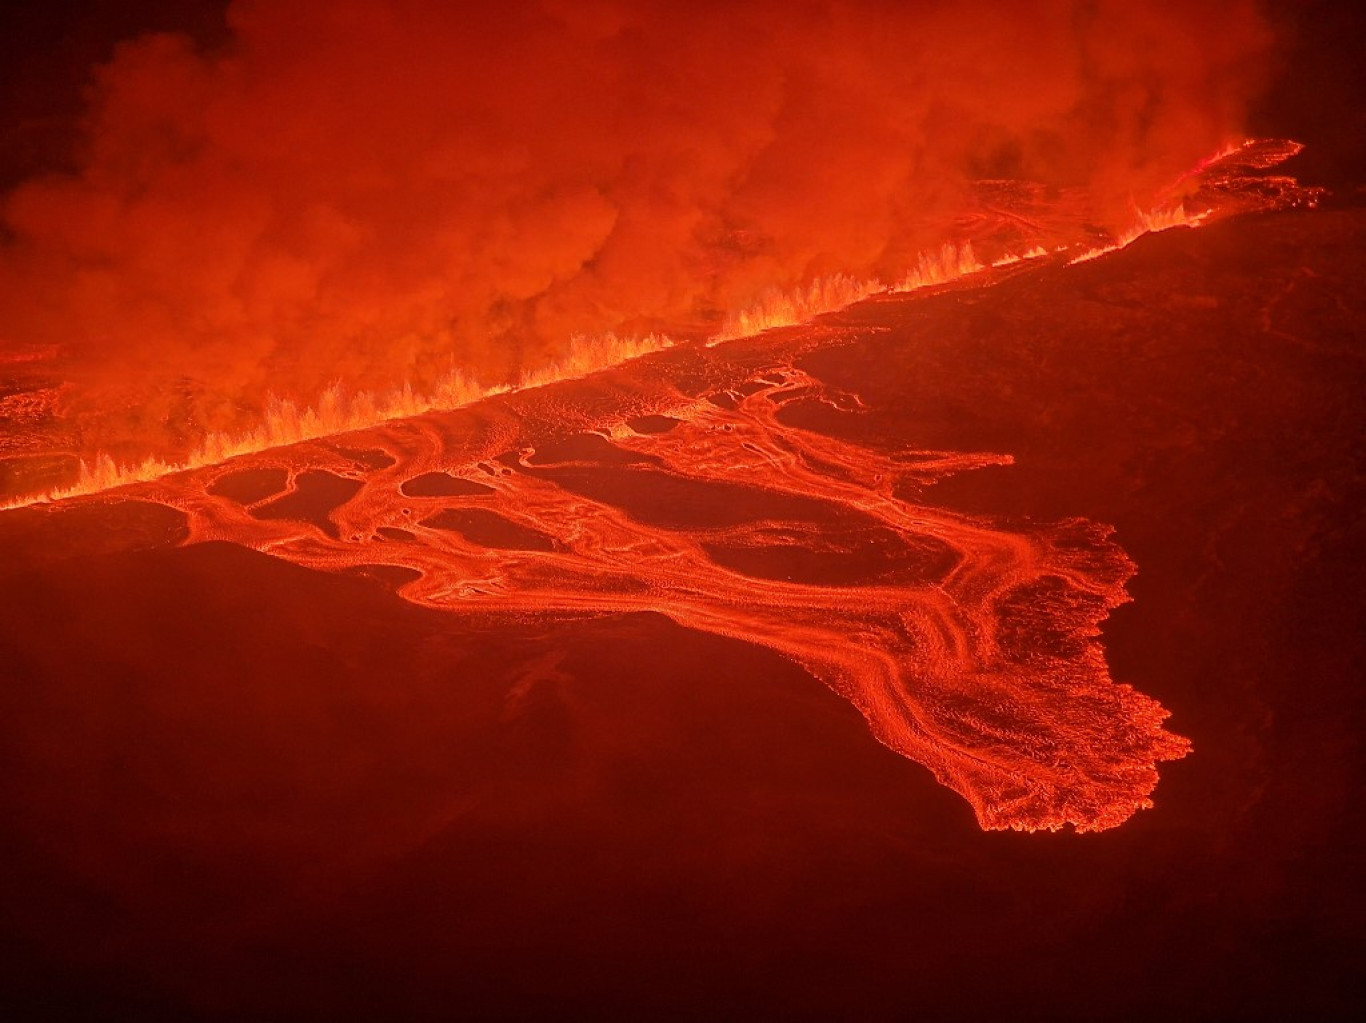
[117, 332, 1187, 834]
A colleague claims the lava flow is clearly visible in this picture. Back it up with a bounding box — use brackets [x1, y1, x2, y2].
[130, 332, 1189, 833]
[1, 137, 1326, 833]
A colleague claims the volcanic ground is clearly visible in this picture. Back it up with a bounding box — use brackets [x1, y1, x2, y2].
[1, 206, 1362, 1021]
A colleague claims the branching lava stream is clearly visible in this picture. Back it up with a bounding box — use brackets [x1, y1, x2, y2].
[134, 335, 1190, 833]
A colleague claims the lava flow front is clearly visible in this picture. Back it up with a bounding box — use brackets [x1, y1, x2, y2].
[133, 325, 1187, 834]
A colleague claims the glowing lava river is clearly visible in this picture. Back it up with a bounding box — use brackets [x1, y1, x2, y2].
[106, 319, 1185, 834]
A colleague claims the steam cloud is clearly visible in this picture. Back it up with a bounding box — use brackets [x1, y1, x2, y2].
[0, 0, 1272, 456]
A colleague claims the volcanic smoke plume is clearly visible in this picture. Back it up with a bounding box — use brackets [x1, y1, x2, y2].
[0, 0, 1273, 468]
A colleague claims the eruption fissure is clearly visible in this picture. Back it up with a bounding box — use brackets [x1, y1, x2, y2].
[0, 0, 1300, 505]
[1, 180, 1235, 510]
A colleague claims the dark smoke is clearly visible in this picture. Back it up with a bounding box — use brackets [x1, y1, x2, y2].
[0, 0, 1273, 457]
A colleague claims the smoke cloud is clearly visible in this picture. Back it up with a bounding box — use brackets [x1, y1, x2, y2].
[0, 0, 1273, 457]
